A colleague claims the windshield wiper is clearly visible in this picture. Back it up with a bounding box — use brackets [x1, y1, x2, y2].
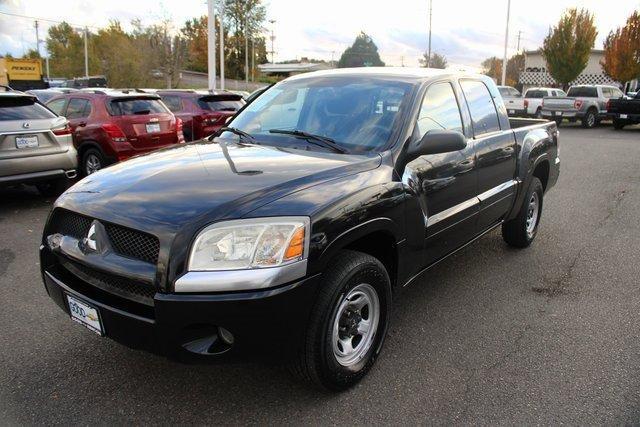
[268, 129, 349, 154]
[211, 126, 256, 142]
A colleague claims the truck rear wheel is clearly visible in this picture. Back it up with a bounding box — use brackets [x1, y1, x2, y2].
[613, 119, 625, 130]
[290, 250, 392, 391]
[582, 109, 597, 128]
[502, 177, 544, 248]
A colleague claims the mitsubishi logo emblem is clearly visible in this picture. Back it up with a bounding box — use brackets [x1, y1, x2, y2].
[22, 122, 30, 129]
[79, 220, 100, 253]
[86, 223, 98, 251]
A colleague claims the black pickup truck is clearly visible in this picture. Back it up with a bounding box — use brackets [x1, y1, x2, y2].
[608, 92, 640, 129]
[40, 68, 559, 390]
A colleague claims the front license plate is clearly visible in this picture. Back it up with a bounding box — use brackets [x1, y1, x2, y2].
[620, 114, 628, 119]
[146, 123, 161, 133]
[15, 135, 38, 149]
[508, 109, 515, 114]
[554, 111, 563, 116]
[66, 294, 103, 335]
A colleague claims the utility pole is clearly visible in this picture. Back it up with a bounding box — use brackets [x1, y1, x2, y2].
[516, 30, 522, 53]
[244, 14, 249, 84]
[427, 0, 433, 67]
[219, 0, 225, 90]
[45, 56, 50, 79]
[501, 0, 511, 86]
[269, 19, 276, 63]
[34, 20, 41, 56]
[251, 38, 255, 82]
[83, 27, 88, 78]
[207, 0, 217, 90]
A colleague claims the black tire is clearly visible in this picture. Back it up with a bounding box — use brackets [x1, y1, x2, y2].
[582, 109, 597, 128]
[291, 250, 392, 391]
[502, 177, 544, 248]
[36, 176, 71, 197]
[82, 148, 105, 176]
[535, 108, 543, 119]
[613, 119, 625, 130]
[554, 118, 562, 127]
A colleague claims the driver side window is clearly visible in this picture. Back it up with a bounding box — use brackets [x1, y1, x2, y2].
[416, 82, 463, 139]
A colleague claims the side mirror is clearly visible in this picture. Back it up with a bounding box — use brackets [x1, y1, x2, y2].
[406, 130, 467, 161]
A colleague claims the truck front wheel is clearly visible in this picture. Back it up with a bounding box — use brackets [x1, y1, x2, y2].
[502, 177, 544, 248]
[291, 250, 392, 391]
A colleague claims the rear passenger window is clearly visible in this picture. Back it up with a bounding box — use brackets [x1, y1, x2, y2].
[66, 98, 91, 119]
[161, 96, 183, 112]
[416, 82, 463, 138]
[46, 98, 66, 115]
[460, 80, 501, 136]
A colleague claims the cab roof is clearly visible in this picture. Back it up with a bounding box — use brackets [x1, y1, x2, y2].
[285, 67, 485, 83]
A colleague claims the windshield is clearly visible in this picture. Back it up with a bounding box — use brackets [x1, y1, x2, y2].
[227, 76, 413, 153]
[108, 97, 168, 115]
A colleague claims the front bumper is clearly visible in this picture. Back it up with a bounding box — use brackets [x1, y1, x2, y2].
[40, 245, 319, 360]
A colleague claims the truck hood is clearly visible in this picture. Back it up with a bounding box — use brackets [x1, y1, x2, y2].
[55, 140, 381, 235]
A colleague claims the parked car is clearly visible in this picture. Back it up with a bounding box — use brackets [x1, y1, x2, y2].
[541, 84, 624, 128]
[522, 87, 566, 118]
[45, 89, 184, 176]
[0, 91, 77, 195]
[607, 91, 640, 129]
[62, 76, 108, 89]
[26, 89, 65, 103]
[157, 90, 244, 141]
[40, 68, 559, 390]
[497, 85, 526, 117]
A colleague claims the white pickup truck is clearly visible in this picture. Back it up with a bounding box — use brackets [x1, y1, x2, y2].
[498, 86, 526, 117]
[523, 87, 566, 118]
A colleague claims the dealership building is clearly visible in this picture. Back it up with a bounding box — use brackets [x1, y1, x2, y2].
[518, 49, 623, 91]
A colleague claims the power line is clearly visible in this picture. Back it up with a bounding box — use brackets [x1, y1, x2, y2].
[0, 11, 101, 30]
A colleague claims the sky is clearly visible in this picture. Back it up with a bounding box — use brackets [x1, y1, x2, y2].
[1, 0, 640, 70]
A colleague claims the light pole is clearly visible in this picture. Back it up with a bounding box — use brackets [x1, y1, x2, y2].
[251, 37, 255, 82]
[501, 0, 511, 86]
[219, 0, 225, 90]
[244, 14, 249, 84]
[269, 19, 276, 63]
[207, 0, 217, 90]
[427, 0, 432, 67]
[83, 27, 88, 77]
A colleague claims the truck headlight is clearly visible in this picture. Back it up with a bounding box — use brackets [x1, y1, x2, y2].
[188, 217, 310, 271]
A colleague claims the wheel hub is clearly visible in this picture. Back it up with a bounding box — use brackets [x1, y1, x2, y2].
[332, 283, 380, 367]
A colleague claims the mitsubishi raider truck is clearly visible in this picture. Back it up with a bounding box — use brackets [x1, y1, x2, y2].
[40, 68, 559, 390]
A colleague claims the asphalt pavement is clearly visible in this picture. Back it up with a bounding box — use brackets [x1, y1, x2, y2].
[1, 124, 640, 425]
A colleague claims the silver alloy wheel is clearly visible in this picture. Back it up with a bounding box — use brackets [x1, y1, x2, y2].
[587, 112, 596, 127]
[332, 283, 380, 367]
[525, 191, 539, 237]
[85, 154, 101, 175]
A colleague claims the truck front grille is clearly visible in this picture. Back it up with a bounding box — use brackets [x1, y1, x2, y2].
[48, 209, 160, 265]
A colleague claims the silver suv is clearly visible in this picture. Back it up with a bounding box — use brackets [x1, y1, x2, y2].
[0, 91, 77, 196]
[541, 85, 624, 128]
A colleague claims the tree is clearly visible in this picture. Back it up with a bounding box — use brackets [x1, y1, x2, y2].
[420, 52, 447, 69]
[542, 8, 597, 89]
[46, 22, 96, 78]
[601, 11, 640, 84]
[481, 53, 524, 87]
[338, 32, 385, 68]
[224, 0, 267, 79]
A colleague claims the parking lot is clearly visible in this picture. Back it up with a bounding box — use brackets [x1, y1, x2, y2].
[0, 124, 639, 424]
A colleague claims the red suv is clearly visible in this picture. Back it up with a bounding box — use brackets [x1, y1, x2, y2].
[46, 90, 184, 175]
[157, 90, 244, 141]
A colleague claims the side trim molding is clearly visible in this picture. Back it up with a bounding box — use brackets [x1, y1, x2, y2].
[427, 198, 479, 228]
[477, 179, 518, 202]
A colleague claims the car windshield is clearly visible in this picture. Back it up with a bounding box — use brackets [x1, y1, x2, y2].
[568, 87, 597, 97]
[227, 76, 413, 153]
[0, 96, 57, 121]
[108, 97, 168, 115]
[198, 96, 244, 112]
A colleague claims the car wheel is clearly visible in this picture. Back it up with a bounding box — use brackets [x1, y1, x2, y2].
[82, 148, 105, 176]
[36, 176, 71, 197]
[502, 177, 544, 248]
[582, 109, 597, 128]
[291, 250, 392, 391]
[535, 108, 543, 119]
[613, 119, 625, 130]
[554, 118, 562, 127]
